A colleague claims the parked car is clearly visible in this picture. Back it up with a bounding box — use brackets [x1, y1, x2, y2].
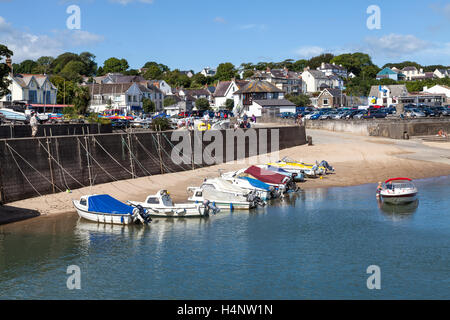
[431, 106, 449, 117]
[405, 108, 425, 118]
[308, 112, 323, 120]
[363, 110, 387, 119]
[421, 107, 436, 117]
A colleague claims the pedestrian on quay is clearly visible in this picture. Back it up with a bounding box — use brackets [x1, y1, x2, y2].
[30, 112, 39, 137]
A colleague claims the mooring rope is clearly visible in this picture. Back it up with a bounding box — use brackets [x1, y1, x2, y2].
[120, 135, 152, 176]
[92, 136, 134, 176]
[134, 134, 174, 174]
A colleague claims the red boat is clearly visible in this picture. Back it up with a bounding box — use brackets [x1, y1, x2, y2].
[244, 166, 298, 192]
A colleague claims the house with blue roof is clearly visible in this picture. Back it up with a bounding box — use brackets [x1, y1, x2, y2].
[376, 67, 406, 81]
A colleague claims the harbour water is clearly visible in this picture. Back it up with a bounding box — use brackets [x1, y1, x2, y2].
[0, 176, 449, 299]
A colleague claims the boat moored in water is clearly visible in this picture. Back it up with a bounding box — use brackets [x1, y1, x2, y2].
[127, 190, 219, 218]
[379, 178, 418, 205]
[73, 194, 152, 225]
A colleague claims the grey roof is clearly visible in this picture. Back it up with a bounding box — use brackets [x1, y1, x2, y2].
[103, 74, 146, 84]
[214, 81, 232, 97]
[320, 63, 346, 71]
[253, 99, 295, 107]
[234, 80, 283, 94]
[320, 88, 343, 97]
[402, 66, 418, 72]
[304, 69, 329, 79]
[86, 83, 134, 95]
[369, 85, 408, 97]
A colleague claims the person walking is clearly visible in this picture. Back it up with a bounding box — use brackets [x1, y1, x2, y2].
[30, 112, 39, 137]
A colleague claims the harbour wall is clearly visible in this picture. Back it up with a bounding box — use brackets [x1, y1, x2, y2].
[0, 126, 306, 203]
[0, 123, 112, 139]
[305, 119, 450, 139]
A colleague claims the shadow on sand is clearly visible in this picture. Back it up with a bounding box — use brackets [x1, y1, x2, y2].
[0, 205, 40, 225]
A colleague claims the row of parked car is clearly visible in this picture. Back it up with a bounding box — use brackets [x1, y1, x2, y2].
[291, 105, 450, 121]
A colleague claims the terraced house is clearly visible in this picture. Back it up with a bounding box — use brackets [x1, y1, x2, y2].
[0, 73, 57, 105]
[251, 68, 305, 95]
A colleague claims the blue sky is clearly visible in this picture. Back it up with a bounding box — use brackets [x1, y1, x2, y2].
[0, 0, 449, 71]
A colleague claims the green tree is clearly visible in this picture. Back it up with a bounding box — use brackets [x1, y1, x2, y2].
[308, 53, 334, 69]
[14, 59, 38, 74]
[151, 117, 171, 131]
[285, 94, 311, 107]
[35, 56, 54, 74]
[215, 62, 237, 81]
[78, 52, 97, 76]
[143, 64, 163, 80]
[291, 59, 308, 72]
[73, 86, 91, 115]
[191, 73, 208, 87]
[163, 96, 176, 107]
[103, 57, 129, 73]
[142, 97, 155, 113]
[0, 44, 13, 98]
[331, 52, 374, 76]
[195, 97, 210, 111]
[225, 98, 234, 111]
[242, 70, 254, 79]
[50, 75, 77, 104]
[60, 60, 85, 81]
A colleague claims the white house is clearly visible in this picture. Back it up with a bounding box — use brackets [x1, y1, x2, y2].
[0, 73, 58, 105]
[252, 99, 296, 117]
[251, 68, 305, 95]
[150, 80, 172, 96]
[433, 69, 450, 79]
[423, 85, 450, 99]
[213, 80, 249, 110]
[301, 69, 334, 93]
[368, 85, 408, 106]
[317, 62, 348, 78]
[87, 83, 147, 114]
[200, 67, 216, 77]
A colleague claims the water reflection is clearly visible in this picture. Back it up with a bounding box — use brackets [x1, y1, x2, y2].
[378, 199, 419, 221]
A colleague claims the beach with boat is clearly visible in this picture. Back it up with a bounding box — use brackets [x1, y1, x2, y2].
[3, 128, 450, 224]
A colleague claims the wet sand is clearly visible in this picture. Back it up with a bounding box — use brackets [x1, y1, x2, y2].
[3, 129, 450, 224]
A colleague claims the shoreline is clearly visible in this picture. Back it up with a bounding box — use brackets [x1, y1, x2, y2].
[2, 129, 450, 225]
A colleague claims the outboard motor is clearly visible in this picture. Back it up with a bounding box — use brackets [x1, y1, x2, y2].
[247, 190, 266, 207]
[286, 179, 299, 192]
[269, 186, 281, 199]
[202, 200, 220, 216]
[132, 205, 152, 224]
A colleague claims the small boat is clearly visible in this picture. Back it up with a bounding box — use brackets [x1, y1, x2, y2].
[127, 190, 219, 218]
[257, 164, 305, 182]
[243, 165, 299, 192]
[280, 157, 334, 174]
[266, 161, 318, 178]
[221, 175, 280, 200]
[187, 187, 257, 210]
[201, 178, 266, 206]
[73, 194, 152, 225]
[379, 178, 418, 205]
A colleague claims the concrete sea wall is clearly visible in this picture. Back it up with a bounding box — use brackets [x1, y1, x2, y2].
[305, 119, 450, 139]
[0, 123, 112, 139]
[0, 126, 306, 203]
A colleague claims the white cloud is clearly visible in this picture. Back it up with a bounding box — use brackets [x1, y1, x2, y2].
[239, 24, 267, 31]
[0, 16, 104, 62]
[214, 17, 226, 24]
[364, 33, 429, 57]
[295, 46, 325, 58]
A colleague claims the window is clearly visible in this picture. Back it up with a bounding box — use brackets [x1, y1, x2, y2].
[323, 99, 329, 106]
[147, 197, 160, 204]
[80, 198, 87, 206]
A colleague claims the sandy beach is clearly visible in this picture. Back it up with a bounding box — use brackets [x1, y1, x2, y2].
[2, 128, 450, 224]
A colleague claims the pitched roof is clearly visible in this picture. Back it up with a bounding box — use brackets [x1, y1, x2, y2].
[320, 88, 343, 97]
[320, 63, 347, 71]
[214, 81, 232, 97]
[402, 66, 418, 71]
[234, 80, 283, 94]
[184, 88, 211, 97]
[86, 83, 134, 95]
[12, 74, 56, 89]
[369, 85, 408, 97]
[253, 99, 296, 107]
[304, 69, 329, 79]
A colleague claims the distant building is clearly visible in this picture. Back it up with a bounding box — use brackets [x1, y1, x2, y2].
[301, 68, 334, 93]
[376, 67, 406, 81]
[433, 68, 450, 79]
[179, 70, 194, 78]
[233, 80, 284, 116]
[0, 73, 58, 105]
[150, 80, 172, 96]
[200, 67, 216, 77]
[251, 68, 305, 95]
[398, 93, 446, 107]
[400, 66, 435, 81]
[254, 99, 296, 118]
[368, 85, 408, 106]
[213, 80, 249, 110]
[317, 88, 346, 108]
[317, 62, 348, 79]
[423, 85, 450, 103]
[163, 93, 195, 116]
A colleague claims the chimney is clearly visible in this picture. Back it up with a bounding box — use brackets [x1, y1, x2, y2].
[266, 67, 271, 72]
[5, 57, 12, 73]
[420, 68, 423, 74]
[321, 62, 325, 69]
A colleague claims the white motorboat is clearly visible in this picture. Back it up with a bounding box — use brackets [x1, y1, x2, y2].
[127, 190, 219, 218]
[201, 178, 266, 206]
[220, 175, 279, 200]
[187, 187, 256, 210]
[73, 194, 152, 225]
[379, 178, 418, 205]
